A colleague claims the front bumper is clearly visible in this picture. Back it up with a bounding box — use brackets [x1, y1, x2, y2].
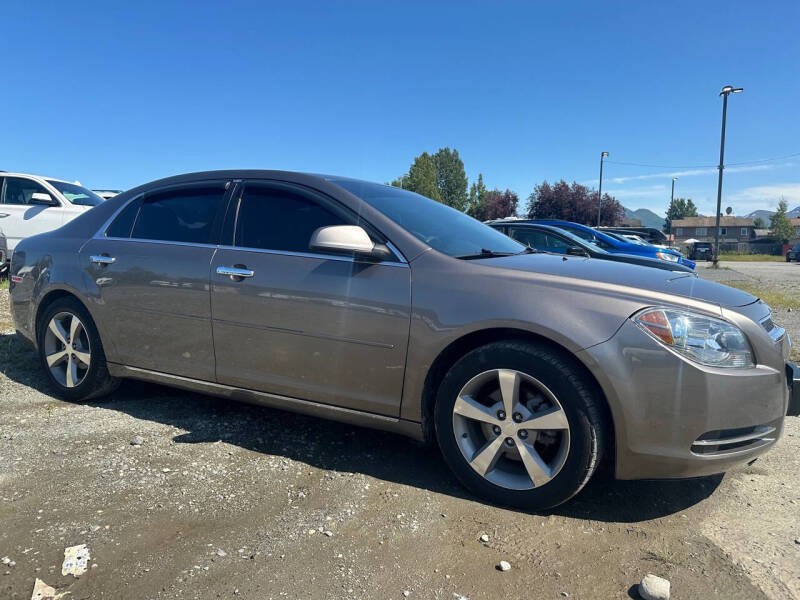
[579, 320, 789, 480]
[788, 362, 800, 417]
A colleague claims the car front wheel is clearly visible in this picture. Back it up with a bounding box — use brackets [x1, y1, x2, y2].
[37, 297, 119, 402]
[434, 340, 607, 510]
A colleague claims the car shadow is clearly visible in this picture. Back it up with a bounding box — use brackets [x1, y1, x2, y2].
[0, 333, 722, 522]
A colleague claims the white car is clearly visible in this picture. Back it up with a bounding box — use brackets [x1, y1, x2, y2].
[93, 189, 123, 200]
[0, 172, 104, 252]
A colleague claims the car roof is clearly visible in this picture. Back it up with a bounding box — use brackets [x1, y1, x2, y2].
[1, 172, 72, 184]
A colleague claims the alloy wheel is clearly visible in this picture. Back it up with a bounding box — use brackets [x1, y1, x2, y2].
[452, 369, 570, 490]
[43, 312, 91, 388]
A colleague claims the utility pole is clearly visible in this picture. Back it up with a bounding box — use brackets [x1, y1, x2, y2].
[713, 85, 743, 266]
[597, 151, 609, 226]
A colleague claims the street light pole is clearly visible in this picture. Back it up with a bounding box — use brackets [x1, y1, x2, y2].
[713, 85, 743, 266]
[597, 151, 609, 226]
[671, 177, 677, 205]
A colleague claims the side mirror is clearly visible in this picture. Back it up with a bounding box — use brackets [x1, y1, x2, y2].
[566, 246, 589, 257]
[309, 225, 391, 259]
[30, 192, 57, 206]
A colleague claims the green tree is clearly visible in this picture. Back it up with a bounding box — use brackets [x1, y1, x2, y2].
[664, 197, 699, 233]
[753, 216, 765, 229]
[432, 147, 468, 210]
[466, 173, 488, 216]
[392, 148, 467, 208]
[770, 198, 795, 244]
[399, 152, 441, 202]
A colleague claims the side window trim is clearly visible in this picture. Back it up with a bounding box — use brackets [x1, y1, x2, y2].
[97, 180, 232, 246]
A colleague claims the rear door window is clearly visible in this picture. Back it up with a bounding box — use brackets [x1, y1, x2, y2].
[130, 186, 227, 244]
[105, 199, 141, 238]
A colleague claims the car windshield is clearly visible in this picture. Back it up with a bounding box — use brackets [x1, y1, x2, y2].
[331, 179, 526, 258]
[46, 180, 105, 206]
[549, 227, 608, 254]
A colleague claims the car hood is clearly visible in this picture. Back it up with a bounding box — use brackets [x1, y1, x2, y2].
[476, 253, 757, 308]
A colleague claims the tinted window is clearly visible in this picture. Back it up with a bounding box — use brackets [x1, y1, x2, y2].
[106, 199, 141, 238]
[510, 228, 572, 253]
[2, 177, 50, 205]
[235, 185, 347, 252]
[131, 187, 225, 244]
[330, 179, 524, 258]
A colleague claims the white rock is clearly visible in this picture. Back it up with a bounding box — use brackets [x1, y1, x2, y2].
[498, 560, 511, 572]
[639, 574, 670, 600]
[216, 549, 227, 557]
[403, 591, 410, 597]
[323, 531, 333, 537]
[130, 436, 145, 446]
[479, 534, 489, 543]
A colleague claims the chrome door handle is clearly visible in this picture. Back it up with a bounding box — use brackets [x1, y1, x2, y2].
[216, 266, 254, 278]
[90, 255, 116, 265]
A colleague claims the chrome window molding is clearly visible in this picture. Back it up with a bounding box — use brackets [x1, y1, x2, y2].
[98, 236, 219, 249]
[215, 244, 409, 268]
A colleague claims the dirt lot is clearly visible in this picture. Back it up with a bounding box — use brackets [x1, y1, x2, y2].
[1, 263, 799, 600]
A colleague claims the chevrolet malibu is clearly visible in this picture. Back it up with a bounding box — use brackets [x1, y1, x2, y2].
[10, 171, 800, 509]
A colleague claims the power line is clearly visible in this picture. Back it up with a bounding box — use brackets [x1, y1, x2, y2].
[605, 151, 800, 170]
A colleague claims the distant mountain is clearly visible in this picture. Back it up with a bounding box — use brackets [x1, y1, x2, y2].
[745, 206, 800, 221]
[623, 207, 665, 230]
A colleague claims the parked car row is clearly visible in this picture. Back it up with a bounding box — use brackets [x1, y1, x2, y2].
[487, 221, 693, 272]
[488, 218, 696, 271]
[9, 170, 800, 510]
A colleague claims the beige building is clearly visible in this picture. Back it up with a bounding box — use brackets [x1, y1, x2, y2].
[671, 216, 756, 253]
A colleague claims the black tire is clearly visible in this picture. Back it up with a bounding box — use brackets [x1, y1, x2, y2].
[434, 340, 607, 510]
[37, 296, 120, 402]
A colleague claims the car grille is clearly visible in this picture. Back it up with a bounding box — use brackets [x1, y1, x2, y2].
[691, 425, 777, 455]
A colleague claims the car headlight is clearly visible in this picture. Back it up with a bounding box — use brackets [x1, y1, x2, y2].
[633, 308, 754, 368]
[655, 251, 679, 263]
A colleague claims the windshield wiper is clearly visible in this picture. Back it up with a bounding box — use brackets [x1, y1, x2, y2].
[456, 248, 527, 260]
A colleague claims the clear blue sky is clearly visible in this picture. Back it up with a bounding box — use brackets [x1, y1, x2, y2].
[3, 1, 798, 216]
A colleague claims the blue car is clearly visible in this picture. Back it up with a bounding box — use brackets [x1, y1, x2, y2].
[529, 220, 696, 270]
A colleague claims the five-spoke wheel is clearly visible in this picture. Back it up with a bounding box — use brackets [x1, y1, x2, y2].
[435, 340, 607, 510]
[37, 297, 119, 401]
[453, 368, 570, 490]
[43, 312, 92, 388]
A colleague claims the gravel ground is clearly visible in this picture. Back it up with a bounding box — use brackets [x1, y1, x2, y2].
[1, 265, 799, 599]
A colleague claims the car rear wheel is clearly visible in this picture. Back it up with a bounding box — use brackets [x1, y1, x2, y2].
[37, 297, 119, 401]
[434, 340, 607, 510]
